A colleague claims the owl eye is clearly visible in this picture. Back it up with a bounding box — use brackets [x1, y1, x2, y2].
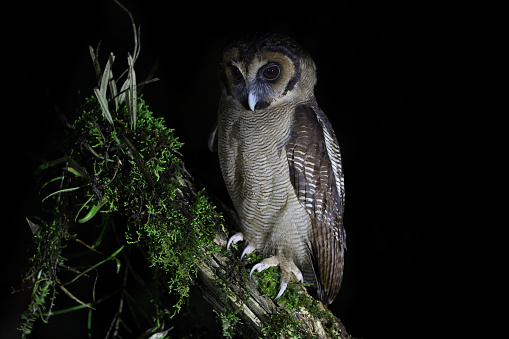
[262, 65, 280, 80]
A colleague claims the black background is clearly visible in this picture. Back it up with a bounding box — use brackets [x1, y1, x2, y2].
[1, 1, 498, 338]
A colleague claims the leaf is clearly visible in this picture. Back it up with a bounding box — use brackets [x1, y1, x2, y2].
[41, 185, 88, 203]
[26, 218, 40, 235]
[40, 176, 62, 193]
[77, 201, 103, 224]
[92, 215, 111, 249]
[148, 328, 173, 339]
[75, 195, 104, 223]
[108, 246, 125, 274]
[57, 279, 96, 311]
[81, 141, 103, 159]
[66, 157, 92, 180]
[100, 53, 115, 97]
[89, 44, 101, 80]
[34, 156, 67, 174]
[126, 53, 137, 130]
[113, 0, 140, 62]
[68, 235, 102, 254]
[118, 73, 130, 105]
[109, 72, 119, 111]
[65, 246, 125, 286]
[94, 87, 114, 126]
[48, 303, 95, 316]
[136, 77, 160, 90]
[63, 166, 85, 178]
[92, 53, 116, 126]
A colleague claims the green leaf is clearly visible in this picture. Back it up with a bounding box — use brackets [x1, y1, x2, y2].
[35, 157, 67, 174]
[75, 196, 104, 223]
[41, 185, 88, 203]
[63, 166, 85, 178]
[40, 176, 62, 193]
[92, 215, 111, 249]
[107, 246, 125, 274]
[66, 246, 125, 286]
[81, 141, 104, 159]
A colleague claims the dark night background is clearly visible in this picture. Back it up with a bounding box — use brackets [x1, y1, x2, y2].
[1, 1, 498, 338]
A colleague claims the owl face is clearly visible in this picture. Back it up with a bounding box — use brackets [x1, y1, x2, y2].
[219, 34, 317, 111]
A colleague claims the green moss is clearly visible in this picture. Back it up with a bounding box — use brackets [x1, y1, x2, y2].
[19, 4, 224, 336]
[19, 219, 64, 336]
[20, 75, 219, 336]
[69, 94, 218, 316]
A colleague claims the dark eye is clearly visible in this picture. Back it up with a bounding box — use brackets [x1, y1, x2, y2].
[262, 65, 280, 80]
[232, 66, 243, 81]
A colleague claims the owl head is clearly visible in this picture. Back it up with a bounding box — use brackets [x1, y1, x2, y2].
[219, 33, 317, 111]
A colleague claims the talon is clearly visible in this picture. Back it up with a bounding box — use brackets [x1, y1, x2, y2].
[250, 263, 262, 280]
[240, 244, 256, 261]
[249, 256, 281, 280]
[227, 232, 244, 251]
[275, 280, 288, 301]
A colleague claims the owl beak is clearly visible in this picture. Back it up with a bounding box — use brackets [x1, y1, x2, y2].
[248, 90, 258, 111]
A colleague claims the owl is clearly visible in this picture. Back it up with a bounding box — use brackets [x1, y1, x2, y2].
[211, 33, 346, 304]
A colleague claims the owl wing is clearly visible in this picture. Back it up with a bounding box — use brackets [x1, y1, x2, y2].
[285, 101, 346, 304]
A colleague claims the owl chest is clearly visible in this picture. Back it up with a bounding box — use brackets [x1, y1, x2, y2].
[218, 115, 292, 210]
[218, 116, 314, 257]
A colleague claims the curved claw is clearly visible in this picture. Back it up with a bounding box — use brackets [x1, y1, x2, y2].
[249, 256, 281, 281]
[227, 232, 244, 251]
[240, 244, 256, 261]
[274, 280, 288, 301]
[249, 262, 263, 280]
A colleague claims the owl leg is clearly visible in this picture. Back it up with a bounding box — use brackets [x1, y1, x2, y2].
[227, 232, 257, 261]
[250, 256, 303, 300]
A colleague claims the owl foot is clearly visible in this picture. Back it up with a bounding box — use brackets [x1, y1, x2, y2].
[250, 256, 303, 300]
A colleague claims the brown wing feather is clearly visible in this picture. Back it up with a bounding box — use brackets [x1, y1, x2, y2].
[285, 102, 346, 304]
